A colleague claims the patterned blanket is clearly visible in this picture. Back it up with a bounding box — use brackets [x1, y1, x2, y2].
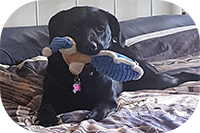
[0, 55, 200, 133]
[0, 58, 46, 124]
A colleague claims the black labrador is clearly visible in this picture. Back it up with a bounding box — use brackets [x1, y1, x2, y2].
[38, 6, 200, 127]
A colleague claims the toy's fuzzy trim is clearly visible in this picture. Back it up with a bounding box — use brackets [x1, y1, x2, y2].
[94, 50, 144, 80]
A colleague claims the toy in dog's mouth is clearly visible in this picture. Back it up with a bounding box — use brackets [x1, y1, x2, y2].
[42, 36, 144, 81]
[42, 36, 144, 93]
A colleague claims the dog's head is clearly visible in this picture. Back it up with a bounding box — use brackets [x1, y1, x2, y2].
[48, 6, 125, 55]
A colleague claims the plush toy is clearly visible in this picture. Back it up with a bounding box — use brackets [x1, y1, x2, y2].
[42, 36, 144, 82]
[42, 37, 91, 76]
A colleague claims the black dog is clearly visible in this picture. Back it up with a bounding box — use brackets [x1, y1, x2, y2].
[38, 6, 199, 127]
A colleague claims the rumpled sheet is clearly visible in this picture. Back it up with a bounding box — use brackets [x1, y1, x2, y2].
[0, 15, 199, 133]
[23, 90, 199, 133]
[0, 58, 46, 123]
[0, 54, 200, 133]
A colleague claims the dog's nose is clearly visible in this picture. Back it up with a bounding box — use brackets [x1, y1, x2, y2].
[87, 35, 98, 51]
[84, 42, 98, 51]
[90, 42, 98, 51]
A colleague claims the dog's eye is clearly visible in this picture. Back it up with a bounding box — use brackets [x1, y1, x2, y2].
[89, 71, 94, 76]
[96, 25, 105, 33]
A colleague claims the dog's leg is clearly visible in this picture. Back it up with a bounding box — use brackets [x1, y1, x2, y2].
[38, 104, 58, 127]
[170, 72, 200, 85]
[123, 61, 200, 90]
[110, 45, 200, 90]
[85, 80, 121, 121]
[86, 101, 117, 121]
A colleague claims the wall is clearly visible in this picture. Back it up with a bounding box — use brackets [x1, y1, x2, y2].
[4, 0, 182, 27]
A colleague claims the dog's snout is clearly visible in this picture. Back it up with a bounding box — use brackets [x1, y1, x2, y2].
[85, 34, 98, 51]
[84, 42, 98, 51]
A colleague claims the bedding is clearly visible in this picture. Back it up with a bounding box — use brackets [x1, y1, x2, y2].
[130, 29, 199, 62]
[120, 15, 196, 39]
[0, 26, 49, 65]
[0, 54, 199, 133]
[0, 15, 200, 133]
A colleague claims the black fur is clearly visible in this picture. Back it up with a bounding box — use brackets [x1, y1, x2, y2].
[38, 6, 200, 127]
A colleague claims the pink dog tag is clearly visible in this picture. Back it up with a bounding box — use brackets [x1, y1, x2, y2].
[73, 76, 81, 93]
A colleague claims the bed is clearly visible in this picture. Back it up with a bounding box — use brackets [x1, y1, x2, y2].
[0, 15, 200, 133]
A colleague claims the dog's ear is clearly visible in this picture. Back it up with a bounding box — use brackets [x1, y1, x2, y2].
[48, 11, 67, 43]
[101, 10, 126, 48]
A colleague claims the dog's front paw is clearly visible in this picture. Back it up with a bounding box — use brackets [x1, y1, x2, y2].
[38, 104, 58, 127]
[86, 104, 109, 121]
